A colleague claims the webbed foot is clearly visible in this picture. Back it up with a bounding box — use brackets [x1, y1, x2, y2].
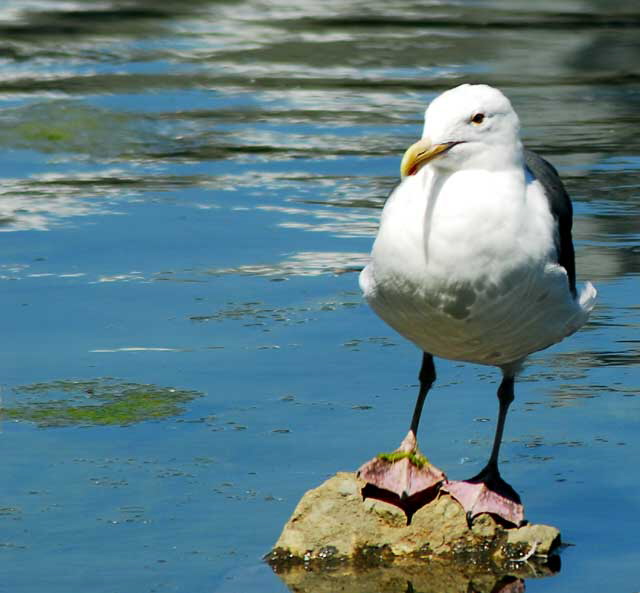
[443, 465, 524, 527]
[357, 430, 446, 524]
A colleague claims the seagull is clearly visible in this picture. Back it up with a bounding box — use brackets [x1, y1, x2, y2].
[357, 84, 596, 526]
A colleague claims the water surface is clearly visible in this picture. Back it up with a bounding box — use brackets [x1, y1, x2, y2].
[0, 1, 639, 592]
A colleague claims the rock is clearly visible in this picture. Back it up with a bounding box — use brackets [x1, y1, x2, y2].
[267, 472, 561, 592]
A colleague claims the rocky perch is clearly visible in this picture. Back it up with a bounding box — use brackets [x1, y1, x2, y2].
[267, 472, 561, 592]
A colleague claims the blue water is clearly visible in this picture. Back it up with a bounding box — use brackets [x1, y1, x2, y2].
[0, 2, 639, 592]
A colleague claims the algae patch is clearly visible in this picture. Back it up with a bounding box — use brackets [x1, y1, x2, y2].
[376, 451, 429, 468]
[0, 100, 161, 159]
[2, 379, 202, 427]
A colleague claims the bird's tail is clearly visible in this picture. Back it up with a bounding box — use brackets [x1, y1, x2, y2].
[578, 281, 597, 314]
[564, 281, 597, 337]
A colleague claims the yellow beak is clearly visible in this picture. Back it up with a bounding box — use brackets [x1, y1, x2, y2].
[400, 138, 454, 178]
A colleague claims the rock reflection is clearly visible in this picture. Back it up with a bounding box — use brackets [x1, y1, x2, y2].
[272, 559, 558, 593]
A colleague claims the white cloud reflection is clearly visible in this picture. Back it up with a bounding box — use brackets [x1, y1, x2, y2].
[0, 170, 126, 232]
[211, 251, 369, 277]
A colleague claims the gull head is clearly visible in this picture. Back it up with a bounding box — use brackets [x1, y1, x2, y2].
[400, 84, 523, 177]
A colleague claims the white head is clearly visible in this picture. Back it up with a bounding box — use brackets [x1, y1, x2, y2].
[400, 84, 523, 176]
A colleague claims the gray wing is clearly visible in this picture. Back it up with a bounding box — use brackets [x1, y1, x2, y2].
[524, 149, 577, 298]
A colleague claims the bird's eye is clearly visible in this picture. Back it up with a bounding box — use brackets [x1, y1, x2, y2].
[471, 113, 485, 125]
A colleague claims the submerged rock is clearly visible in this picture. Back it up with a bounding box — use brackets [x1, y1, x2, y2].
[267, 472, 560, 591]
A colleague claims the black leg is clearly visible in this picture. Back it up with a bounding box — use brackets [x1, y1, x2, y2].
[409, 352, 436, 436]
[468, 372, 520, 504]
[486, 373, 514, 470]
[358, 351, 444, 523]
[444, 370, 524, 526]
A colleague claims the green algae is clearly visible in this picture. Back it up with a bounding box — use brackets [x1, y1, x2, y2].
[3, 379, 202, 427]
[376, 451, 429, 468]
[0, 101, 156, 158]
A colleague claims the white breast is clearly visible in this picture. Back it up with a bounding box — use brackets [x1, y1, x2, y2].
[360, 166, 593, 367]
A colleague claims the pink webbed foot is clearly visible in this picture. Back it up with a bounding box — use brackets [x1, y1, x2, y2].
[357, 430, 446, 524]
[442, 466, 524, 527]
